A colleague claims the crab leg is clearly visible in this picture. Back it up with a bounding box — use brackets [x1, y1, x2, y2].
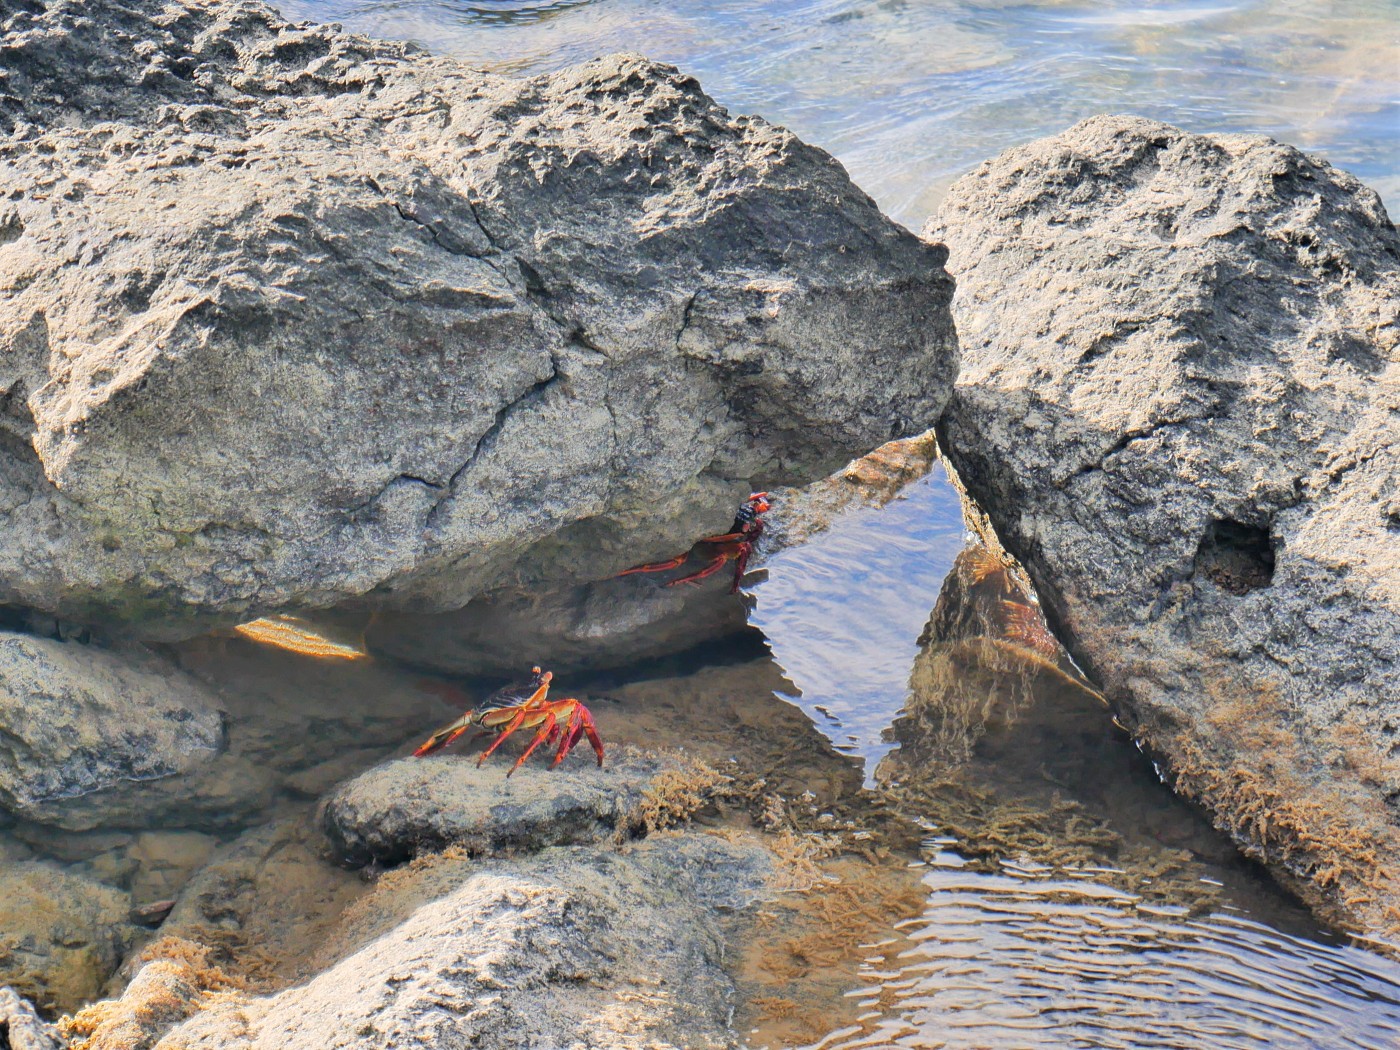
[550, 704, 585, 768]
[508, 709, 559, 776]
[729, 544, 754, 594]
[616, 552, 690, 577]
[580, 709, 606, 767]
[413, 714, 474, 757]
[697, 529, 746, 544]
[476, 706, 531, 766]
[664, 553, 730, 587]
[549, 702, 605, 768]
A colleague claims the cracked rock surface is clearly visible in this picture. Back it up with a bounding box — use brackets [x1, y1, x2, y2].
[929, 115, 1400, 933]
[0, 0, 955, 637]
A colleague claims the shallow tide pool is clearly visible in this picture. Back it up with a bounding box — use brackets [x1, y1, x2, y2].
[148, 2, 1400, 1045]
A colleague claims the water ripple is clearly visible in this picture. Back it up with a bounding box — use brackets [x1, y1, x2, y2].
[819, 864, 1400, 1050]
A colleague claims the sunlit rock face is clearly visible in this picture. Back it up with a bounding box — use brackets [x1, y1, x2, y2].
[0, 0, 956, 638]
[929, 114, 1400, 934]
[153, 833, 772, 1050]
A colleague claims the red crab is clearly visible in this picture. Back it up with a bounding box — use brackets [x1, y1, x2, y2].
[617, 492, 770, 594]
[412, 667, 604, 775]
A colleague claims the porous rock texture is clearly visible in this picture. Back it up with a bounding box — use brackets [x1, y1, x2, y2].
[0, 986, 62, 1050]
[148, 834, 770, 1050]
[0, 631, 225, 829]
[0, 0, 955, 637]
[930, 115, 1400, 932]
[321, 748, 692, 866]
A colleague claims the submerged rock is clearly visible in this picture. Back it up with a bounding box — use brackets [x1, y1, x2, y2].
[322, 748, 712, 867]
[57, 939, 236, 1050]
[154, 816, 365, 987]
[0, 862, 136, 1015]
[0, 0, 955, 638]
[930, 115, 1400, 932]
[0, 632, 225, 830]
[367, 572, 750, 677]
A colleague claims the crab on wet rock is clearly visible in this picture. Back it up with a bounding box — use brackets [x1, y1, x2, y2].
[413, 666, 605, 775]
[618, 491, 771, 594]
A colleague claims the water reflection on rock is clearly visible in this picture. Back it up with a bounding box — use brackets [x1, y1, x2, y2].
[881, 545, 1267, 904]
[822, 546, 1400, 1049]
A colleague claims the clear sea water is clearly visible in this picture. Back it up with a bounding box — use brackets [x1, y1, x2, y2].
[279, 0, 1400, 230]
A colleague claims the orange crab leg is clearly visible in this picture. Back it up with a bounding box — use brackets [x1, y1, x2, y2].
[664, 553, 730, 587]
[616, 552, 690, 577]
[697, 530, 747, 544]
[476, 705, 532, 765]
[413, 714, 474, 757]
[550, 704, 584, 768]
[580, 710, 605, 767]
[508, 709, 559, 776]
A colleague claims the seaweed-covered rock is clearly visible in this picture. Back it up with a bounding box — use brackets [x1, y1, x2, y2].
[321, 749, 704, 867]
[0, 862, 136, 1014]
[0, 631, 225, 829]
[929, 115, 1400, 932]
[0, 0, 955, 637]
[155, 833, 771, 1050]
[154, 817, 364, 978]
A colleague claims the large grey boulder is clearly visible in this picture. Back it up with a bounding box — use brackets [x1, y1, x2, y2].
[0, 0, 955, 637]
[0, 631, 225, 829]
[154, 833, 772, 1050]
[929, 116, 1400, 932]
